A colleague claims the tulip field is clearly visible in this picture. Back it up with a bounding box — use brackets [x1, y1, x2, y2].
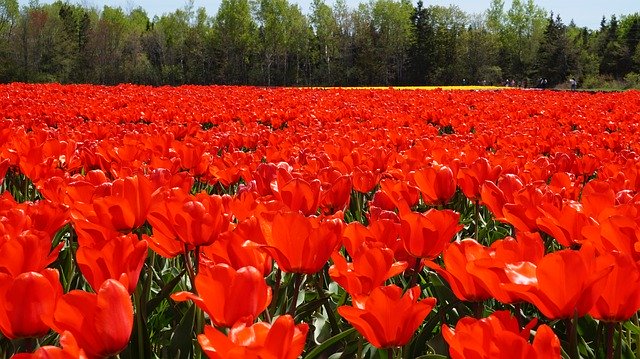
[3, 83, 640, 359]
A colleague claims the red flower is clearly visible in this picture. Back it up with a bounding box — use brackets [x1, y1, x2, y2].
[424, 239, 494, 302]
[329, 245, 407, 295]
[411, 163, 456, 205]
[76, 232, 148, 294]
[443, 310, 561, 359]
[338, 285, 436, 349]
[71, 174, 153, 234]
[259, 211, 344, 274]
[502, 243, 612, 319]
[0, 229, 62, 277]
[172, 264, 272, 327]
[49, 279, 133, 358]
[0, 269, 62, 339]
[148, 188, 231, 250]
[272, 168, 321, 215]
[197, 315, 308, 359]
[352, 166, 380, 193]
[589, 251, 640, 322]
[11, 331, 88, 359]
[457, 157, 501, 201]
[399, 208, 461, 259]
[200, 230, 272, 277]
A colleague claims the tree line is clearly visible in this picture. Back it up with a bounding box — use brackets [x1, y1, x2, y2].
[1, 0, 639, 88]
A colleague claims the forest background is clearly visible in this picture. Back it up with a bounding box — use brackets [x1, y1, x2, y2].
[1, 0, 640, 89]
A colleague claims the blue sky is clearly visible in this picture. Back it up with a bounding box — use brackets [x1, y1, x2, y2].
[21, 0, 640, 29]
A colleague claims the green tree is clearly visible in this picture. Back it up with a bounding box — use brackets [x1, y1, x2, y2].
[536, 14, 578, 86]
[212, 0, 256, 84]
[407, 0, 434, 84]
[0, 0, 19, 80]
[370, 0, 414, 84]
[309, 0, 340, 84]
[255, 0, 309, 85]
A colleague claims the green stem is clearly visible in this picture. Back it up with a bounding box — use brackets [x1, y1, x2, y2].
[568, 309, 579, 359]
[407, 258, 422, 290]
[134, 286, 147, 359]
[472, 301, 484, 319]
[315, 271, 339, 336]
[183, 245, 197, 295]
[268, 269, 282, 317]
[474, 199, 480, 242]
[288, 273, 304, 317]
[606, 322, 614, 359]
[616, 323, 622, 359]
[634, 313, 640, 359]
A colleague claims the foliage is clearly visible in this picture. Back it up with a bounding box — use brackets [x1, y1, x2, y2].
[0, 2, 639, 87]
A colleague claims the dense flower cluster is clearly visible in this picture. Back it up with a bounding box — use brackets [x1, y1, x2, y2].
[1, 84, 640, 358]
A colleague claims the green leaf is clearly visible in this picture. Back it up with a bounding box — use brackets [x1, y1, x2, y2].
[303, 328, 357, 359]
[414, 355, 447, 359]
[147, 269, 186, 314]
[168, 303, 196, 359]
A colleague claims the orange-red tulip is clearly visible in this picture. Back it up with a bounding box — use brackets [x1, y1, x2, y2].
[589, 251, 640, 322]
[502, 243, 612, 319]
[399, 208, 461, 259]
[329, 246, 407, 295]
[259, 211, 344, 274]
[442, 310, 561, 359]
[337, 285, 436, 349]
[49, 279, 133, 359]
[172, 264, 272, 327]
[76, 232, 148, 294]
[424, 239, 494, 302]
[411, 163, 456, 205]
[272, 168, 321, 215]
[200, 230, 272, 277]
[71, 174, 153, 234]
[457, 157, 501, 200]
[197, 315, 308, 359]
[11, 331, 88, 359]
[148, 188, 231, 250]
[0, 229, 62, 277]
[0, 269, 62, 339]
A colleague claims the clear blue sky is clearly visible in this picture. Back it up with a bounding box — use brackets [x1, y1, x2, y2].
[20, 0, 640, 29]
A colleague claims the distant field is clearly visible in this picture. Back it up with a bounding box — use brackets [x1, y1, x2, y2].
[321, 85, 506, 90]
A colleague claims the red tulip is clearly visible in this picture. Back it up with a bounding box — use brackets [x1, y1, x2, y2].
[197, 315, 308, 359]
[71, 174, 153, 234]
[172, 264, 272, 327]
[259, 211, 344, 274]
[589, 251, 640, 322]
[457, 157, 501, 201]
[502, 243, 612, 319]
[424, 239, 494, 302]
[200, 230, 272, 277]
[272, 168, 321, 215]
[352, 166, 380, 193]
[536, 201, 594, 247]
[49, 279, 134, 358]
[11, 331, 88, 359]
[443, 310, 561, 359]
[329, 246, 407, 295]
[0, 269, 62, 339]
[0, 229, 62, 277]
[411, 163, 456, 205]
[338, 285, 436, 349]
[76, 232, 148, 294]
[148, 188, 231, 250]
[399, 208, 461, 259]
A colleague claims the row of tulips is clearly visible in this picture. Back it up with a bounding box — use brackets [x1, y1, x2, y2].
[1, 84, 640, 358]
